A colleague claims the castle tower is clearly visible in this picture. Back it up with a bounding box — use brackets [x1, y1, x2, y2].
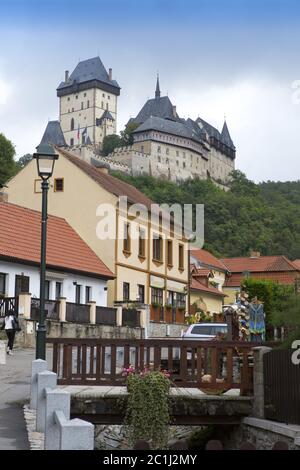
[57, 57, 120, 149]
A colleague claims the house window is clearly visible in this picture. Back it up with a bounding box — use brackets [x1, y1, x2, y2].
[55, 282, 62, 300]
[45, 280, 50, 300]
[71, 118, 74, 130]
[167, 240, 173, 266]
[177, 293, 186, 308]
[70, 138, 74, 146]
[75, 284, 82, 304]
[123, 223, 131, 253]
[0, 273, 7, 295]
[137, 284, 145, 303]
[123, 282, 130, 301]
[138, 228, 146, 257]
[179, 244, 184, 270]
[151, 287, 163, 305]
[15, 275, 30, 296]
[54, 178, 64, 192]
[85, 286, 92, 303]
[153, 234, 163, 262]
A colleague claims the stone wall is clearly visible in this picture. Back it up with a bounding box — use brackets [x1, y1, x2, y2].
[221, 417, 300, 450]
[147, 322, 185, 338]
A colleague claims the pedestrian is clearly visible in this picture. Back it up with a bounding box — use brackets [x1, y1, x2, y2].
[0, 310, 20, 355]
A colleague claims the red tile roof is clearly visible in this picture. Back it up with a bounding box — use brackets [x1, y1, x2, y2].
[0, 202, 114, 279]
[191, 277, 225, 297]
[190, 248, 228, 271]
[293, 259, 300, 270]
[224, 271, 299, 287]
[221, 255, 298, 274]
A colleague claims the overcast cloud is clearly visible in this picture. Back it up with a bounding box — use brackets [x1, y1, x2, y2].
[1, 0, 300, 182]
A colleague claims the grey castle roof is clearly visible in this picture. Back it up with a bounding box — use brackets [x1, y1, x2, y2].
[196, 117, 235, 150]
[133, 115, 205, 145]
[57, 57, 120, 96]
[132, 95, 179, 125]
[40, 121, 66, 147]
[101, 110, 114, 121]
[221, 120, 234, 148]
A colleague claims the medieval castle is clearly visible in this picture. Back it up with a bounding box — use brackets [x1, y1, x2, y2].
[40, 56, 236, 185]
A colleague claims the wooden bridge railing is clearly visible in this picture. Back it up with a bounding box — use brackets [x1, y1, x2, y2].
[46, 338, 269, 395]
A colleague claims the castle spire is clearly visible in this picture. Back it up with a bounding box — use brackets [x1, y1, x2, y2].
[155, 73, 161, 99]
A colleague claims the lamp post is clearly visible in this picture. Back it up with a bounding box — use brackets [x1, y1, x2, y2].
[33, 143, 58, 360]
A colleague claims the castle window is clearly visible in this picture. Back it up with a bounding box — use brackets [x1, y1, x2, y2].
[108, 95, 110, 100]
[102, 93, 105, 98]
[176, 151, 179, 157]
[106, 103, 109, 110]
[54, 178, 64, 192]
[157, 146, 161, 153]
[84, 93, 86, 97]
[183, 152, 186, 158]
[183, 162, 186, 168]
[166, 158, 169, 164]
[166, 148, 169, 155]
[67, 97, 70, 101]
[87, 100, 90, 108]
[141, 146, 144, 153]
[81, 102, 83, 110]
[76, 95, 78, 99]
[101, 101, 104, 108]
[72, 107, 74, 112]
[158, 156, 161, 162]
[71, 118, 74, 130]
[70, 138, 74, 146]
[176, 161, 179, 166]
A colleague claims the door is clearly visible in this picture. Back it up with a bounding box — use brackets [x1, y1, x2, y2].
[15, 275, 30, 296]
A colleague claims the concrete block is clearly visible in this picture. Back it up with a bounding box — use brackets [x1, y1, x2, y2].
[36, 371, 57, 432]
[30, 359, 47, 409]
[0, 340, 6, 365]
[60, 418, 94, 450]
[45, 389, 71, 450]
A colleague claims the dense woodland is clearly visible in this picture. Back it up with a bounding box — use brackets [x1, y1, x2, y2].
[112, 170, 300, 261]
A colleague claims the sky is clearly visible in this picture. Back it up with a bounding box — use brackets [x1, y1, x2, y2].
[1, 0, 300, 182]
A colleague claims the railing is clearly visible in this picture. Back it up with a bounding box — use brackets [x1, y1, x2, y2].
[96, 306, 116, 326]
[0, 297, 18, 318]
[122, 308, 140, 327]
[65, 302, 90, 323]
[47, 338, 261, 395]
[264, 349, 300, 425]
[30, 299, 59, 321]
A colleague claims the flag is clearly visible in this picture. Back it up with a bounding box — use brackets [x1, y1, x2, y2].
[82, 126, 87, 141]
[77, 124, 80, 141]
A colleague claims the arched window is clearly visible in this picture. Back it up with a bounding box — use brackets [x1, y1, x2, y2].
[71, 118, 74, 130]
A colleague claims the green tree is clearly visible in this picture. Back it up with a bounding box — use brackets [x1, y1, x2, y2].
[0, 133, 18, 186]
[17, 153, 32, 168]
[102, 134, 122, 156]
[120, 121, 139, 146]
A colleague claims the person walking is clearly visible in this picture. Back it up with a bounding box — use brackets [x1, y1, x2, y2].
[1, 310, 19, 355]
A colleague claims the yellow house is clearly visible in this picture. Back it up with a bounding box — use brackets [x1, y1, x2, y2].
[190, 266, 225, 315]
[5, 147, 189, 325]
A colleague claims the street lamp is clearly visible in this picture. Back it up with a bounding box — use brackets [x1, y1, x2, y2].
[33, 143, 58, 359]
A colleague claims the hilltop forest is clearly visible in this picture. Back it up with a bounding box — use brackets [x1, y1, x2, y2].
[112, 170, 300, 261]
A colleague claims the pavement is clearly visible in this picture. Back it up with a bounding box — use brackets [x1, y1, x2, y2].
[0, 346, 52, 450]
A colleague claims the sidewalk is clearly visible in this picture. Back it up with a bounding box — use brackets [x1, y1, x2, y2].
[0, 347, 52, 450]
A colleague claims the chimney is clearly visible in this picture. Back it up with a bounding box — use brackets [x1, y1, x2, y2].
[108, 68, 112, 81]
[172, 105, 177, 118]
[65, 70, 69, 82]
[250, 251, 260, 258]
[0, 192, 8, 203]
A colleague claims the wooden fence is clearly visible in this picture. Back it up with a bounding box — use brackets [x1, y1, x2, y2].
[65, 302, 90, 323]
[30, 299, 59, 321]
[264, 348, 300, 425]
[47, 338, 259, 395]
[122, 308, 140, 327]
[96, 306, 117, 326]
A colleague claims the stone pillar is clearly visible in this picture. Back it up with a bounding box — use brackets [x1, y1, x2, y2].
[30, 359, 48, 410]
[58, 297, 67, 322]
[116, 306, 122, 326]
[252, 346, 272, 419]
[36, 371, 57, 432]
[18, 293, 32, 319]
[139, 309, 147, 328]
[88, 301, 96, 325]
[59, 417, 94, 450]
[0, 341, 6, 365]
[45, 389, 71, 450]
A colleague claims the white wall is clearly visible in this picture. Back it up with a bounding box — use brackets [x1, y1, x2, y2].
[0, 260, 107, 306]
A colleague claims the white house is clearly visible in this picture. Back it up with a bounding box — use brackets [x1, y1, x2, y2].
[0, 201, 114, 306]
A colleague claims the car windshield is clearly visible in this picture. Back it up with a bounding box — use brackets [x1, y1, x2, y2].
[211, 326, 227, 335]
[191, 325, 212, 335]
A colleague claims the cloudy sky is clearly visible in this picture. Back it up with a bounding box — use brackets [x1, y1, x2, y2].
[1, 0, 300, 182]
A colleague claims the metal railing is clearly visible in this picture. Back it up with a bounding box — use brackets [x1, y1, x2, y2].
[30, 299, 59, 321]
[0, 297, 18, 318]
[47, 338, 261, 395]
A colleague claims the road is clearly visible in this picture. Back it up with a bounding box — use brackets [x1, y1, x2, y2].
[0, 347, 52, 450]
